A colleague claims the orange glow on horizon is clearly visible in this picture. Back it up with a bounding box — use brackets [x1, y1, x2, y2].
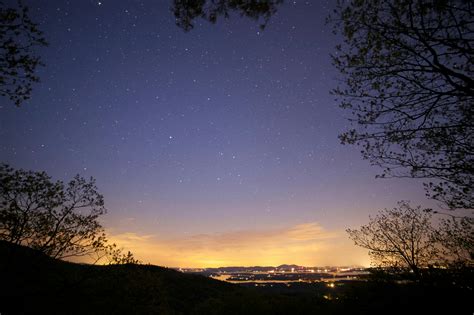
[100, 222, 370, 268]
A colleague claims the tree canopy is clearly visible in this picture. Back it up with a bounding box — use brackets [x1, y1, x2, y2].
[172, 0, 283, 31]
[432, 212, 474, 267]
[331, 0, 473, 210]
[0, 163, 138, 264]
[347, 201, 436, 276]
[348, 201, 473, 277]
[0, 0, 47, 107]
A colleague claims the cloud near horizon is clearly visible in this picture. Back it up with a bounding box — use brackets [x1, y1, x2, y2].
[106, 222, 369, 267]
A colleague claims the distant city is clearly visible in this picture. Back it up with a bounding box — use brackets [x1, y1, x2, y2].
[177, 265, 369, 286]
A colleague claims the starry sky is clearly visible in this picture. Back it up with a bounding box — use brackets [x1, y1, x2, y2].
[1, 0, 435, 267]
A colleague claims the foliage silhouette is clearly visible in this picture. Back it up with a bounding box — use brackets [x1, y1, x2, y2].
[431, 211, 474, 267]
[347, 201, 473, 279]
[347, 201, 435, 278]
[172, 0, 283, 31]
[330, 0, 474, 210]
[0, 0, 47, 107]
[0, 163, 137, 264]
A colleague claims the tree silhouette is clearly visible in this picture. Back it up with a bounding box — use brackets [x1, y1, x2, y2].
[0, 163, 138, 264]
[172, 0, 283, 31]
[0, 0, 47, 107]
[348, 201, 474, 279]
[347, 201, 436, 278]
[432, 212, 473, 267]
[330, 0, 473, 210]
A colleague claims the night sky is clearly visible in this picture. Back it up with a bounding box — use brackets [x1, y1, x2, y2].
[1, 0, 433, 267]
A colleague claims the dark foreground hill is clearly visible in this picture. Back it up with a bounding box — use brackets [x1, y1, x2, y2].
[0, 241, 472, 315]
[0, 241, 325, 314]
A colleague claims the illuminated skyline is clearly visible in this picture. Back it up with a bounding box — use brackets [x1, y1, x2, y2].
[0, 0, 435, 267]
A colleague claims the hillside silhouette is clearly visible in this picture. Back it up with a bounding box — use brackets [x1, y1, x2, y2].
[0, 241, 324, 314]
[1, 241, 472, 315]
